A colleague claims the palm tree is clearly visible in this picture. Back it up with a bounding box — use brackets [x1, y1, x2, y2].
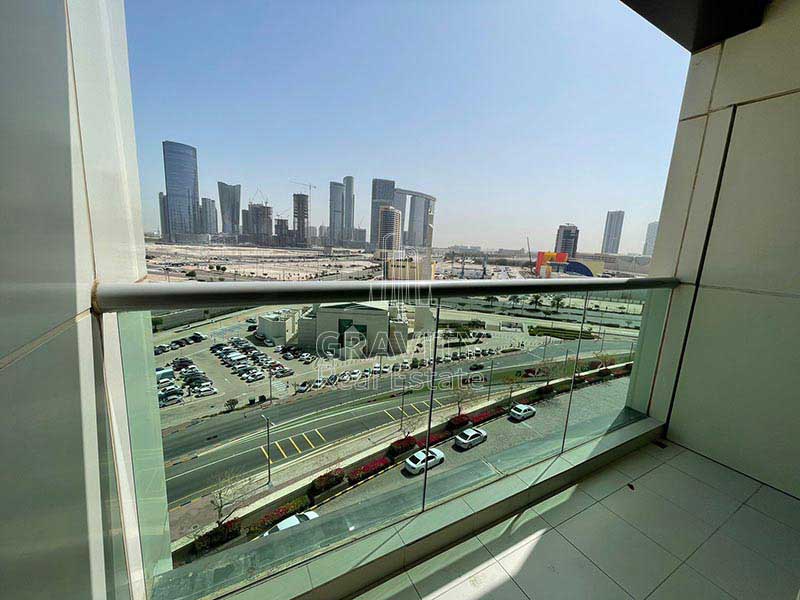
[486, 296, 499, 308]
[529, 294, 542, 310]
[508, 295, 520, 309]
[551, 295, 565, 312]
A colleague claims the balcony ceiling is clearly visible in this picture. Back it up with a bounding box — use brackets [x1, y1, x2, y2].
[621, 0, 769, 52]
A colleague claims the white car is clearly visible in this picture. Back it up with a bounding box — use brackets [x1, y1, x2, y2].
[350, 370, 362, 380]
[372, 364, 382, 374]
[194, 387, 218, 398]
[401, 360, 411, 370]
[261, 511, 319, 537]
[312, 378, 325, 389]
[454, 428, 488, 449]
[245, 372, 265, 382]
[403, 448, 445, 475]
[510, 404, 536, 421]
[339, 372, 351, 382]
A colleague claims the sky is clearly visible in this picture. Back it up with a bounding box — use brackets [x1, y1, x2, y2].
[125, 0, 688, 254]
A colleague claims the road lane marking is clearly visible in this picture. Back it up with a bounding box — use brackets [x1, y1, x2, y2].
[260, 445, 272, 464]
[400, 408, 411, 417]
[315, 428, 326, 442]
[302, 432, 315, 449]
[289, 437, 302, 454]
[384, 409, 396, 421]
[434, 398, 444, 408]
[410, 403, 423, 414]
[274, 440, 287, 458]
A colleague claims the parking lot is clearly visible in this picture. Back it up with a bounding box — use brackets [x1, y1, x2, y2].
[318, 376, 636, 515]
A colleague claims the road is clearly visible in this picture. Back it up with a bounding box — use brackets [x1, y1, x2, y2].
[163, 338, 635, 507]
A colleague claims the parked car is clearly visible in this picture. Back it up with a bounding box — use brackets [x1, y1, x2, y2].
[195, 387, 218, 398]
[245, 372, 265, 383]
[510, 404, 536, 421]
[350, 370, 362, 380]
[261, 511, 319, 537]
[454, 428, 488, 450]
[372, 364, 382, 374]
[297, 382, 311, 393]
[312, 378, 325, 389]
[404, 448, 445, 475]
[246, 317, 257, 324]
[469, 363, 485, 371]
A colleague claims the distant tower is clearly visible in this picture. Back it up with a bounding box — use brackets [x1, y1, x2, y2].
[218, 181, 241, 234]
[343, 176, 355, 241]
[405, 192, 436, 247]
[200, 197, 218, 234]
[643, 221, 659, 256]
[601, 210, 625, 254]
[370, 178, 397, 245]
[555, 224, 580, 257]
[162, 141, 199, 240]
[293, 193, 309, 246]
[377, 205, 402, 254]
[329, 181, 345, 244]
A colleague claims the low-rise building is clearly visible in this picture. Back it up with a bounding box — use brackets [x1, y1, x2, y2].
[256, 308, 299, 344]
[297, 301, 408, 357]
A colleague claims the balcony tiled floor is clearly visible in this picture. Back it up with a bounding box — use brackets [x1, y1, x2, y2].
[353, 440, 800, 600]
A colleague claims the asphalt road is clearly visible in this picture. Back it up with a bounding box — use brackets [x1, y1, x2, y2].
[163, 338, 635, 507]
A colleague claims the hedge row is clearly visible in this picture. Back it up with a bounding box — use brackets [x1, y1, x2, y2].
[387, 436, 418, 459]
[446, 414, 470, 430]
[193, 518, 242, 554]
[469, 406, 507, 425]
[347, 457, 391, 483]
[416, 430, 451, 447]
[308, 468, 345, 496]
[252, 496, 311, 534]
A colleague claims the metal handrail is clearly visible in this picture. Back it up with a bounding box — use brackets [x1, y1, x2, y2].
[92, 277, 678, 312]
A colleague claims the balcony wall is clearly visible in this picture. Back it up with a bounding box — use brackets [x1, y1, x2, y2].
[649, 0, 800, 497]
[0, 1, 155, 599]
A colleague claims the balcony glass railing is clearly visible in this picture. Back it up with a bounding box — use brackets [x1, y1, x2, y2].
[105, 278, 675, 600]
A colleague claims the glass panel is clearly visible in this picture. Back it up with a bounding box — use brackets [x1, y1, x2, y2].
[119, 297, 440, 599]
[562, 288, 663, 450]
[117, 286, 670, 599]
[420, 293, 574, 507]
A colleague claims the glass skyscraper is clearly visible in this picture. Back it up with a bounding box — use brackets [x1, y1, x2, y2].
[162, 141, 199, 240]
[218, 181, 241, 234]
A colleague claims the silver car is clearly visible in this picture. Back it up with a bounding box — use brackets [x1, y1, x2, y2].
[454, 428, 487, 449]
[510, 404, 536, 421]
[403, 448, 445, 475]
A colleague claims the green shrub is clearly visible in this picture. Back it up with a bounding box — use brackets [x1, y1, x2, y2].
[386, 436, 418, 459]
[309, 468, 345, 496]
[252, 496, 311, 534]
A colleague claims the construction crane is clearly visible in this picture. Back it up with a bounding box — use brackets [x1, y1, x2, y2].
[289, 180, 317, 197]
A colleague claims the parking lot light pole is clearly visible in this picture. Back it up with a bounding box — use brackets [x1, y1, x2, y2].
[260, 414, 271, 485]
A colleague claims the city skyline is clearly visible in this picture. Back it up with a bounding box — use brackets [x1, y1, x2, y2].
[127, 2, 685, 251]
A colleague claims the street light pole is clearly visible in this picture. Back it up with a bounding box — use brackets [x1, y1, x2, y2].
[400, 377, 406, 432]
[486, 359, 494, 402]
[268, 369, 274, 399]
[260, 414, 271, 485]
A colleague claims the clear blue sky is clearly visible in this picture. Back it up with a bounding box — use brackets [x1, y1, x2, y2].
[125, 0, 688, 253]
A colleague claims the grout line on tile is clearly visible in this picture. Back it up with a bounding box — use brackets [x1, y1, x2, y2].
[551, 526, 636, 599]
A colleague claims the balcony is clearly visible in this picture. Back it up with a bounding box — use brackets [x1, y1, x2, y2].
[98, 276, 677, 599]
